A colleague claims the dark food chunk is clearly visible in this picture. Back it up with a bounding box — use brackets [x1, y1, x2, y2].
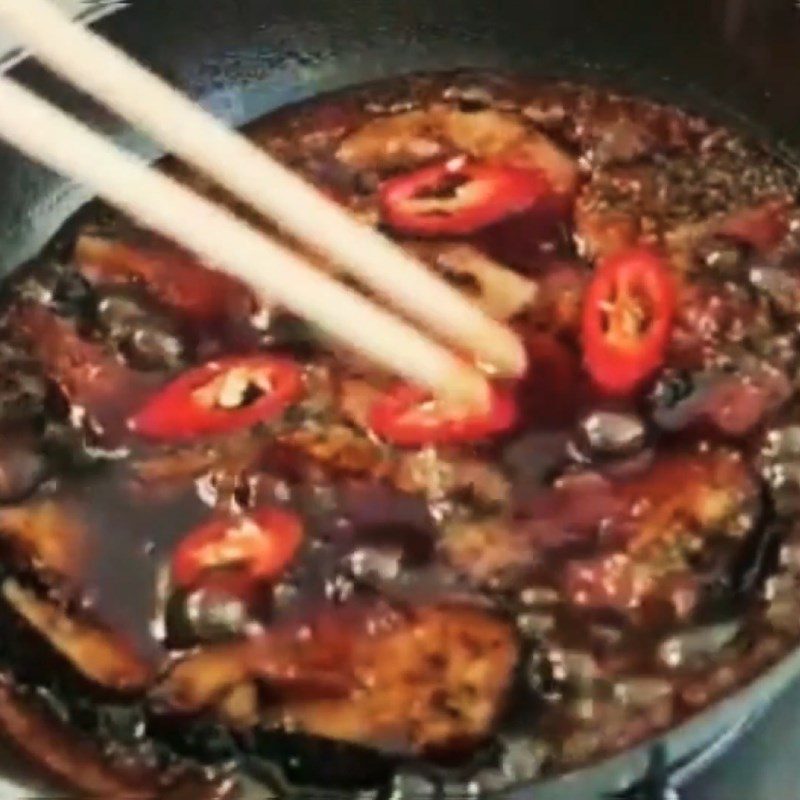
[564, 451, 759, 620]
[158, 603, 518, 756]
[651, 360, 791, 437]
[0, 499, 86, 582]
[10, 304, 154, 440]
[2, 579, 153, 693]
[0, 435, 49, 505]
[95, 287, 188, 372]
[0, 676, 159, 798]
[75, 231, 256, 326]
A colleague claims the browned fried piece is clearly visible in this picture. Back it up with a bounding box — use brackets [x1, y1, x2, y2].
[268, 603, 517, 754]
[10, 304, 153, 438]
[75, 231, 256, 326]
[155, 633, 354, 720]
[264, 369, 393, 479]
[0, 435, 47, 506]
[575, 142, 794, 262]
[0, 675, 159, 798]
[0, 675, 235, 799]
[615, 450, 756, 556]
[0, 499, 87, 582]
[129, 430, 269, 502]
[404, 242, 538, 322]
[444, 451, 756, 609]
[337, 105, 578, 195]
[565, 451, 758, 618]
[394, 449, 511, 507]
[158, 603, 518, 756]
[2, 579, 152, 693]
[439, 517, 535, 585]
[277, 424, 390, 479]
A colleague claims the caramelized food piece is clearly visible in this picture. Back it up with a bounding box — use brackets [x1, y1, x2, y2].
[440, 517, 535, 584]
[616, 451, 755, 551]
[130, 430, 267, 494]
[0, 499, 87, 581]
[160, 603, 517, 755]
[0, 676, 159, 798]
[337, 106, 577, 195]
[266, 603, 517, 754]
[652, 361, 791, 436]
[2, 579, 152, 692]
[451, 450, 755, 609]
[394, 449, 511, 508]
[278, 423, 391, 478]
[76, 231, 256, 325]
[716, 199, 789, 252]
[565, 451, 758, 617]
[155, 626, 355, 718]
[565, 555, 699, 621]
[0, 434, 48, 504]
[11, 304, 151, 437]
[407, 242, 537, 321]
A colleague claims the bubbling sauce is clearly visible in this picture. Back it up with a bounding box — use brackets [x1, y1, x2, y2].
[0, 71, 798, 796]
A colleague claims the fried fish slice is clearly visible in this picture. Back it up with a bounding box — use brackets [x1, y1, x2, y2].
[10, 304, 154, 440]
[75, 231, 256, 326]
[0, 675, 234, 800]
[564, 451, 759, 618]
[0, 675, 157, 798]
[158, 603, 518, 756]
[2, 579, 152, 693]
[0, 499, 87, 582]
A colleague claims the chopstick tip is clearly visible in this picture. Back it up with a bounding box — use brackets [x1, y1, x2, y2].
[481, 328, 528, 379]
[439, 363, 492, 411]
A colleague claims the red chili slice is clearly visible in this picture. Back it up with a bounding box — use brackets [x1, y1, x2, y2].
[172, 507, 303, 596]
[370, 384, 517, 446]
[129, 355, 303, 441]
[582, 248, 676, 396]
[379, 157, 552, 237]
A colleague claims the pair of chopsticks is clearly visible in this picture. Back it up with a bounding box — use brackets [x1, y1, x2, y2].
[0, 0, 527, 408]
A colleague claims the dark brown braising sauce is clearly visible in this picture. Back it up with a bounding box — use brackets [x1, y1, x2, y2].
[0, 71, 798, 796]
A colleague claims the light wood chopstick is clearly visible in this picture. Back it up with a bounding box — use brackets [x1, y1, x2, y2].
[0, 73, 491, 407]
[0, 0, 527, 379]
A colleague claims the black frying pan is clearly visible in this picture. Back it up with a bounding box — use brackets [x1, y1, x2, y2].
[1, 1, 799, 797]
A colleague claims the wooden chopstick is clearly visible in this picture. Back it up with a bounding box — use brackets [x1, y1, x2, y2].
[0, 0, 526, 379]
[0, 74, 491, 407]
